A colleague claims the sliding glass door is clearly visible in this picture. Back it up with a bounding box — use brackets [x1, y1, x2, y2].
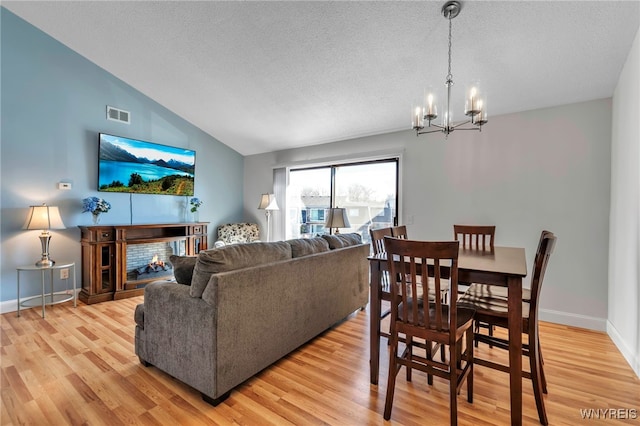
[286, 159, 398, 243]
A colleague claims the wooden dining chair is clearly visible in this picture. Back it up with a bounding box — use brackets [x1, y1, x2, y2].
[453, 224, 497, 342]
[370, 227, 394, 339]
[371, 227, 444, 357]
[383, 237, 475, 424]
[458, 230, 557, 425]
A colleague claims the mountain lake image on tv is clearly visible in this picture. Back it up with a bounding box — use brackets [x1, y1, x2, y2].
[98, 133, 196, 195]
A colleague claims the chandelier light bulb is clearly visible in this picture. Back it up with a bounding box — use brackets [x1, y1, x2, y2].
[412, 105, 424, 130]
[473, 97, 488, 126]
[425, 93, 438, 120]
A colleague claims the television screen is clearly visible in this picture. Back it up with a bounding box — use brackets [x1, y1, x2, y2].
[98, 133, 196, 195]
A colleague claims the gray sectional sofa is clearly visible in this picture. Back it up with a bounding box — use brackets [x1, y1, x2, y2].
[134, 233, 369, 405]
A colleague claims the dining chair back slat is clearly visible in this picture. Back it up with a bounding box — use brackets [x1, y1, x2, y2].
[371, 227, 393, 255]
[454, 225, 496, 251]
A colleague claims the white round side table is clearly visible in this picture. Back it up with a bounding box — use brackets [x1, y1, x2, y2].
[16, 262, 77, 318]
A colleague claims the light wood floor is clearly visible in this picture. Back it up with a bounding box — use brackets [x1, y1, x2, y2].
[1, 297, 639, 425]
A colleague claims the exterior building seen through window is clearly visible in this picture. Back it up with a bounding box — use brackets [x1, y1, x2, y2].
[286, 159, 398, 244]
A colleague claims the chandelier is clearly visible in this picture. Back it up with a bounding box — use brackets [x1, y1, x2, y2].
[412, 1, 487, 137]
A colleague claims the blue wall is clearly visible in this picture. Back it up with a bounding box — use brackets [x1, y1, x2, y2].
[0, 8, 244, 303]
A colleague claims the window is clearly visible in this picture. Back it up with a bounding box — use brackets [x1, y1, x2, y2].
[286, 159, 399, 243]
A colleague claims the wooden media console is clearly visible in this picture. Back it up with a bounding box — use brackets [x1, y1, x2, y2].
[78, 222, 208, 304]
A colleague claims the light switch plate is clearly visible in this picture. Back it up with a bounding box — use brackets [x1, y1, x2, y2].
[58, 182, 72, 190]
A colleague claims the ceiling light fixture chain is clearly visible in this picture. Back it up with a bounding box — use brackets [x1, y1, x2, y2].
[411, 0, 488, 138]
[446, 9, 453, 84]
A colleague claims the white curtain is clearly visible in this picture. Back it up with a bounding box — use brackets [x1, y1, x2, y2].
[272, 167, 287, 241]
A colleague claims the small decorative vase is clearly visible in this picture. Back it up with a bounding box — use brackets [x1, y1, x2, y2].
[92, 213, 100, 225]
[192, 210, 199, 222]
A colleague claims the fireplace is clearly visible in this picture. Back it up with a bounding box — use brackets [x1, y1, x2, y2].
[126, 241, 185, 282]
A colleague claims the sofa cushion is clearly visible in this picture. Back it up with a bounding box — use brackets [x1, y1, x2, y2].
[321, 233, 363, 249]
[190, 241, 292, 298]
[169, 255, 198, 285]
[287, 237, 330, 258]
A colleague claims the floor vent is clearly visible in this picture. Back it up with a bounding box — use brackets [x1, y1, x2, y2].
[106, 106, 131, 124]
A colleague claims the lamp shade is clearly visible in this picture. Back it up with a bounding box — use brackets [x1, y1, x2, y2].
[325, 208, 350, 229]
[24, 204, 66, 230]
[258, 193, 279, 211]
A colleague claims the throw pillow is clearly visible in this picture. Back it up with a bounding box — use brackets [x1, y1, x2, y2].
[287, 237, 330, 258]
[190, 241, 292, 298]
[337, 232, 362, 246]
[321, 233, 363, 249]
[169, 255, 197, 285]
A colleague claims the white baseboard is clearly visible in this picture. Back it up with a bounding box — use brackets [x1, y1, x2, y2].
[539, 310, 639, 379]
[0, 299, 18, 315]
[538, 308, 607, 331]
[606, 320, 640, 379]
[0, 289, 81, 315]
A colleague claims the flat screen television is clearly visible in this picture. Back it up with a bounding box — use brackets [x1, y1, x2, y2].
[98, 133, 196, 196]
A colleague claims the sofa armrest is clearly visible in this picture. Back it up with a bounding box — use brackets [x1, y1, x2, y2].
[135, 281, 219, 398]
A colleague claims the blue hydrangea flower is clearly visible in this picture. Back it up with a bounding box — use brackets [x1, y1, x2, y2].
[82, 196, 111, 214]
[190, 197, 203, 212]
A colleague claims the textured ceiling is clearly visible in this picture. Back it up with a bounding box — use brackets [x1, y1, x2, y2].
[4, 1, 640, 156]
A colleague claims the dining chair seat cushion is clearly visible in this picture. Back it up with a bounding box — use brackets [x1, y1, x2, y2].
[393, 278, 448, 301]
[463, 283, 531, 302]
[458, 288, 530, 320]
[397, 299, 475, 331]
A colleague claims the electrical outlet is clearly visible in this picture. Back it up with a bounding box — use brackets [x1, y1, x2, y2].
[60, 268, 69, 279]
[58, 182, 72, 190]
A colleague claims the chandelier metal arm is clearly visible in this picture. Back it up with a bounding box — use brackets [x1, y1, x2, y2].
[451, 120, 472, 129]
[416, 127, 447, 135]
[415, 123, 482, 136]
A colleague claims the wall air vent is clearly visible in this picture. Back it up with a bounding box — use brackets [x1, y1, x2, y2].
[106, 106, 131, 124]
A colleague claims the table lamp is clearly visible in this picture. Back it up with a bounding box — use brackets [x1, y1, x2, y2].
[325, 207, 351, 234]
[258, 193, 278, 242]
[24, 203, 66, 267]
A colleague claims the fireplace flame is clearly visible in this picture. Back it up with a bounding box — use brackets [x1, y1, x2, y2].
[135, 254, 170, 277]
[149, 255, 165, 268]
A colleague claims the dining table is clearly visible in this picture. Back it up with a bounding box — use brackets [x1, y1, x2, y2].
[368, 245, 528, 426]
